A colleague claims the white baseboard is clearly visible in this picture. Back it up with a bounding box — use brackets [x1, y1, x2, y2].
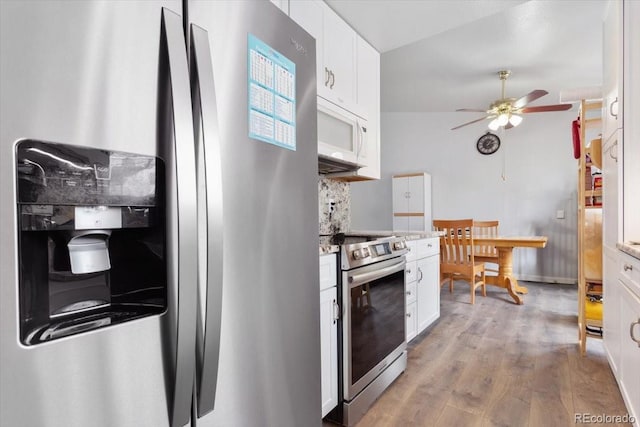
[516, 274, 577, 285]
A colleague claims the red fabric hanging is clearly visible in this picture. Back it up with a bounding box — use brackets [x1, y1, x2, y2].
[572, 117, 581, 159]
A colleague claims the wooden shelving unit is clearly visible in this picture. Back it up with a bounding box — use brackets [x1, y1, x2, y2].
[577, 99, 604, 355]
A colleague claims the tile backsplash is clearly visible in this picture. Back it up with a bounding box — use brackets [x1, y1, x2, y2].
[318, 177, 350, 236]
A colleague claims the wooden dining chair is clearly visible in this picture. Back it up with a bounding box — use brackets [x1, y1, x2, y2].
[433, 219, 486, 304]
[473, 220, 500, 274]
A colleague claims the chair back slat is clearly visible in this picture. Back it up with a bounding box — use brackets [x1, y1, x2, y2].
[473, 220, 499, 259]
[434, 219, 476, 273]
[433, 218, 487, 304]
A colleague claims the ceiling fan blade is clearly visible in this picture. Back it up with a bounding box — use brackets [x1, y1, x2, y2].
[512, 89, 548, 109]
[456, 108, 487, 113]
[520, 104, 572, 113]
[451, 116, 489, 130]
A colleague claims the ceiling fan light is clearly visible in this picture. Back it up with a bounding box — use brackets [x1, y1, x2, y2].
[488, 118, 500, 131]
[509, 114, 523, 127]
[496, 113, 509, 126]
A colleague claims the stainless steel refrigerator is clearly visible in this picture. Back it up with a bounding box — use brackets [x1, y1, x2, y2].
[0, 1, 321, 426]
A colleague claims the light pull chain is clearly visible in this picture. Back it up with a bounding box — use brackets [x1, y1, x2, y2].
[501, 127, 507, 181]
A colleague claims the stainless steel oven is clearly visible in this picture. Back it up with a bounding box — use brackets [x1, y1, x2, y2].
[330, 236, 408, 426]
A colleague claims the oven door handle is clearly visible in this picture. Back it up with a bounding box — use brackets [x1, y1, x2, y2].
[348, 259, 406, 287]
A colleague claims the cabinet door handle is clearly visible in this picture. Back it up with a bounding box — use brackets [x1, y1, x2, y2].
[609, 142, 618, 162]
[406, 312, 411, 318]
[355, 119, 364, 158]
[329, 70, 335, 89]
[324, 67, 330, 86]
[624, 264, 633, 272]
[427, 243, 433, 248]
[406, 268, 412, 274]
[417, 267, 423, 282]
[332, 299, 340, 324]
[630, 318, 640, 347]
[406, 290, 412, 296]
[610, 97, 618, 119]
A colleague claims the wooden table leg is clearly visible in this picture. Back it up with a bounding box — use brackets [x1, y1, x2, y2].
[511, 277, 529, 295]
[505, 276, 523, 305]
[497, 247, 525, 305]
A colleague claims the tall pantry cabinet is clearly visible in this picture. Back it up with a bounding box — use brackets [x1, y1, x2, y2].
[392, 173, 432, 232]
[602, 1, 640, 424]
[577, 99, 603, 356]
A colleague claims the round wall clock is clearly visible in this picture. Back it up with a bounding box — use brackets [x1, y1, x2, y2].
[476, 132, 501, 155]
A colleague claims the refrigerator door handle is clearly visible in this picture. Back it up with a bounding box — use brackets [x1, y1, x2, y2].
[161, 9, 198, 427]
[190, 23, 224, 418]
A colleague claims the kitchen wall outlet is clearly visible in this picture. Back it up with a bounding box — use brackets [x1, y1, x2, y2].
[556, 210, 565, 219]
[328, 199, 336, 214]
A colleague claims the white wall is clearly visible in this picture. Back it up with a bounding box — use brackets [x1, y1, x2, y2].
[351, 111, 579, 283]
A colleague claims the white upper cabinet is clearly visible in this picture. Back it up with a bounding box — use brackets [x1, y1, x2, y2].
[321, 5, 357, 110]
[602, 0, 623, 142]
[269, 0, 289, 14]
[290, 0, 381, 181]
[288, 0, 324, 97]
[623, 0, 640, 243]
[290, 0, 356, 112]
[351, 37, 381, 180]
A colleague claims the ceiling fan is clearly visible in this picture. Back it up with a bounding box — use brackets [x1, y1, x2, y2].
[451, 70, 572, 131]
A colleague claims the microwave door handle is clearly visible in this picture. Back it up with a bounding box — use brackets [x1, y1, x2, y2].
[190, 24, 224, 418]
[356, 121, 364, 159]
[161, 9, 198, 427]
[348, 259, 406, 287]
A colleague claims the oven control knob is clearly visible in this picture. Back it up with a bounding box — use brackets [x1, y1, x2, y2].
[352, 248, 370, 260]
[393, 241, 404, 250]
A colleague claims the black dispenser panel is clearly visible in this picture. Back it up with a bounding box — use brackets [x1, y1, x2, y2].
[16, 140, 167, 345]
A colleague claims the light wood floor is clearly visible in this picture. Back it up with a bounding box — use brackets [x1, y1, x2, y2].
[341, 281, 631, 427]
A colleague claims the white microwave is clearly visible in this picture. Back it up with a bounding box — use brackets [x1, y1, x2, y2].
[317, 97, 368, 167]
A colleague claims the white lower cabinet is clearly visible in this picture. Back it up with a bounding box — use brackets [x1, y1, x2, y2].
[620, 282, 640, 424]
[405, 280, 417, 342]
[405, 237, 440, 342]
[417, 253, 440, 331]
[319, 286, 338, 417]
[319, 254, 338, 418]
[604, 248, 622, 375]
[406, 300, 417, 342]
[618, 251, 640, 424]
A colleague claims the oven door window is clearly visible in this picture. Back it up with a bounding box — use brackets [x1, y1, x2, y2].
[350, 268, 405, 385]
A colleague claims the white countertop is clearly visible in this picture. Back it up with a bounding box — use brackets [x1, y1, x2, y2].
[320, 231, 443, 255]
[319, 245, 340, 255]
[346, 230, 444, 240]
[618, 242, 640, 260]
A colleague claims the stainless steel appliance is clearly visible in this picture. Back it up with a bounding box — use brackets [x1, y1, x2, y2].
[16, 140, 166, 345]
[317, 97, 367, 174]
[1, 2, 320, 426]
[328, 236, 408, 426]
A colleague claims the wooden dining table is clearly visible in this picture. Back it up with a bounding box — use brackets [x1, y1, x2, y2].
[473, 236, 548, 305]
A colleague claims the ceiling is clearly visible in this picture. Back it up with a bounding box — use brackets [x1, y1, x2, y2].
[326, 0, 607, 115]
